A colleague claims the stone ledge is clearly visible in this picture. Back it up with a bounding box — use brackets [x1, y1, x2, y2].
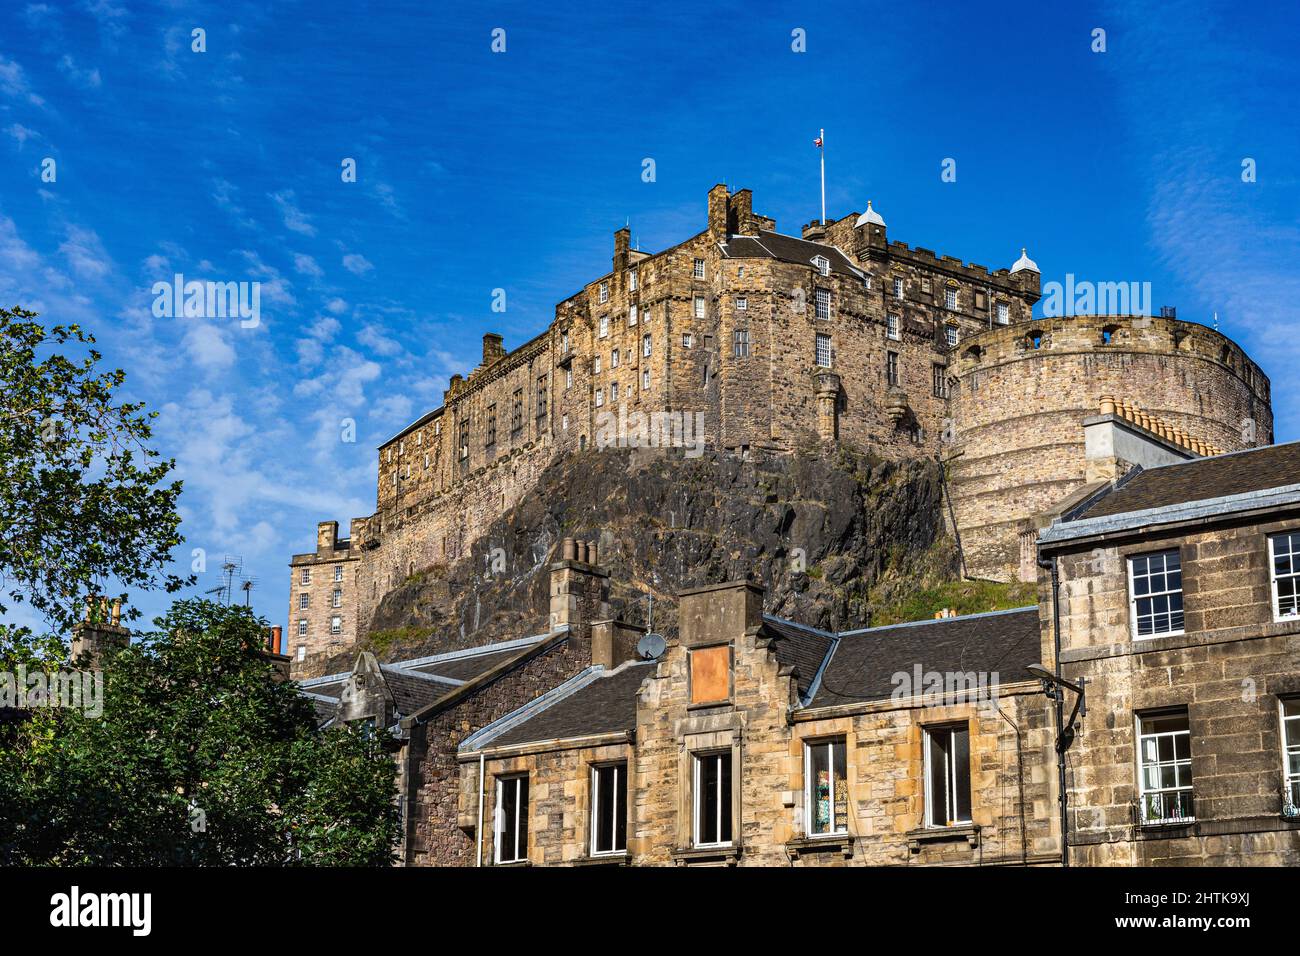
[571, 852, 631, 867]
[786, 835, 855, 859]
[670, 845, 742, 866]
[906, 823, 981, 852]
[1061, 619, 1298, 664]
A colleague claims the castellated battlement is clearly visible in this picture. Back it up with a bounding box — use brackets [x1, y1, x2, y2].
[947, 314, 1272, 581]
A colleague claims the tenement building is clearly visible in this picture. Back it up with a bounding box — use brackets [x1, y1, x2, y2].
[290, 183, 1279, 668]
[302, 441, 1299, 865]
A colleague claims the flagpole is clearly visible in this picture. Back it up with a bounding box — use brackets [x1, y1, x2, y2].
[819, 128, 826, 224]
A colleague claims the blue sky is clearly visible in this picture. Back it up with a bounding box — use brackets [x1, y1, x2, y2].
[2, 0, 1297, 632]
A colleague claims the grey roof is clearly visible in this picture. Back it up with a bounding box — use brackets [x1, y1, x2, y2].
[722, 230, 864, 279]
[467, 662, 654, 750]
[760, 616, 836, 700]
[809, 607, 1041, 709]
[1077, 441, 1300, 520]
[405, 644, 540, 682]
[380, 666, 457, 716]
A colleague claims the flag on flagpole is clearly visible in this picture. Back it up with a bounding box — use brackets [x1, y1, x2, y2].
[814, 135, 823, 148]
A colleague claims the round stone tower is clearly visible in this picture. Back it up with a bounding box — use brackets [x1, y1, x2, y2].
[948, 314, 1272, 581]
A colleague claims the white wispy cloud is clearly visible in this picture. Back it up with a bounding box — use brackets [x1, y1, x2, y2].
[270, 189, 316, 236]
[342, 252, 372, 275]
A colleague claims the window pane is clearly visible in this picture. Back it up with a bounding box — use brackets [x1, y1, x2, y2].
[810, 743, 831, 834]
[699, 755, 718, 845]
[615, 766, 627, 852]
[595, 766, 614, 853]
[719, 754, 732, 844]
[928, 730, 950, 825]
[832, 740, 848, 832]
[952, 728, 971, 822]
[499, 779, 517, 861]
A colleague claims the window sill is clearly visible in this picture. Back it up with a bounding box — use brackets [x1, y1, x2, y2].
[786, 834, 855, 859]
[671, 845, 742, 866]
[494, 859, 532, 867]
[906, 823, 980, 852]
[574, 852, 630, 867]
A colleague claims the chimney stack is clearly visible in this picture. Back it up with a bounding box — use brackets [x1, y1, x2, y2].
[70, 596, 130, 668]
[482, 332, 506, 366]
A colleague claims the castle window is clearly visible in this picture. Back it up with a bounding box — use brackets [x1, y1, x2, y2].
[299, 593, 309, 610]
[423, 453, 430, 469]
[932, 363, 948, 399]
[893, 276, 904, 299]
[334, 565, 343, 582]
[1137, 711, 1194, 824]
[595, 388, 604, 408]
[332, 589, 342, 608]
[599, 316, 609, 338]
[296, 644, 306, 661]
[693, 258, 705, 279]
[434, 420, 441, 437]
[682, 333, 693, 349]
[812, 255, 830, 276]
[1027, 331, 1043, 350]
[642, 334, 652, 358]
[996, 302, 1010, 325]
[611, 382, 619, 402]
[594, 355, 602, 374]
[611, 349, 619, 369]
[815, 288, 831, 320]
[599, 281, 609, 303]
[330, 616, 342, 636]
[511, 389, 523, 433]
[921, 276, 932, 294]
[1128, 549, 1184, 638]
[537, 376, 548, 418]
[1269, 533, 1300, 621]
[562, 413, 569, 430]
[815, 333, 832, 369]
[1102, 324, 1118, 345]
[459, 419, 470, 460]
[886, 313, 900, 340]
[886, 350, 899, 386]
[924, 724, 971, 827]
[560, 330, 570, 354]
[297, 621, 307, 638]
[643, 368, 651, 390]
[565, 368, 573, 390]
[629, 304, 637, 326]
[629, 270, 637, 291]
[944, 287, 958, 310]
[416, 432, 423, 447]
[486, 405, 497, 447]
[732, 329, 750, 358]
[590, 763, 627, 856]
[495, 775, 529, 864]
[694, 296, 705, 319]
[693, 752, 732, 848]
[805, 738, 848, 836]
[945, 325, 959, 348]
[300, 568, 311, 586]
[736, 297, 747, 311]
[863, 275, 872, 291]
[1281, 699, 1300, 811]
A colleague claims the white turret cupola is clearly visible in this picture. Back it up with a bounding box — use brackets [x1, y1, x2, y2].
[1011, 247, 1039, 274]
[855, 200, 886, 229]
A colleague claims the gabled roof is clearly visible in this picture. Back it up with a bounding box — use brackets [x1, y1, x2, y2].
[379, 666, 457, 716]
[809, 606, 1041, 709]
[1075, 441, 1300, 521]
[760, 615, 836, 702]
[721, 230, 864, 279]
[460, 661, 655, 752]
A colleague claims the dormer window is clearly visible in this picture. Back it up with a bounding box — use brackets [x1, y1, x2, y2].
[599, 281, 609, 303]
[812, 255, 830, 277]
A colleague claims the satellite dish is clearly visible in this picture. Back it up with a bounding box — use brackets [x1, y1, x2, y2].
[637, 632, 667, 661]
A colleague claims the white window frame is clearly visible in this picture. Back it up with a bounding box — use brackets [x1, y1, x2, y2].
[803, 738, 848, 837]
[893, 276, 904, 299]
[1268, 532, 1300, 622]
[628, 270, 637, 291]
[736, 297, 747, 311]
[296, 644, 306, 661]
[693, 258, 705, 279]
[682, 333, 693, 349]
[886, 313, 900, 340]
[1136, 712, 1195, 824]
[300, 568, 311, 586]
[595, 388, 604, 408]
[945, 325, 959, 348]
[494, 775, 529, 864]
[330, 615, 342, 635]
[923, 724, 972, 828]
[812, 255, 830, 276]
[599, 281, 609, 304]
[1281, 698, 1300, 813]
[628, 304, 637, 326]
[334, 565, 343, 583]
[1128, 549, 1185, 639]
[642, 368, 650, 389]
[815, 333, 832, 369]
[611, 349, 619, 369]
[331, 588, 342, 608]
[692, 751, 732, 848]
[298, 592, 309, 610]
[815, 288, 831, 320]
[594, 355, 601, 374]
[996, 302, 1010, 325]
[565, 368, 573, 390]
[599, 315, 609, 338]
[297, 620, 307, 638]
[589, 763, 627, 857]
[944, 287, 959, 310]
[611, 381, 619, 402]
[642, 334, 652, 358]
[694, 296, 705, 319]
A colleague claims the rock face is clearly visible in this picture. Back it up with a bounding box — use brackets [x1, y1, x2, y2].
[339, 444, 952, 673]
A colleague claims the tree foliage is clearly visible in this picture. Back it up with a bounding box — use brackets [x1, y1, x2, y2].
[0, 307, 186, 635]
[0, 600, 401, 866]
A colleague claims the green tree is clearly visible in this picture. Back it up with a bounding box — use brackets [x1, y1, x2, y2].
[0, 307, 186, 637]
[0, 600, 400, 866]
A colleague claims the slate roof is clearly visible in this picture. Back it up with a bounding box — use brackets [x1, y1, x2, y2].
[380, 666, 457, 716]
[408, 645, 531, 682]
[1075, 441, 1300, 520]
[481, 662, 655, 749]
[760, 616, 836, 700]
[721, 230, 864, 279]
[809, 607, 1041, 709]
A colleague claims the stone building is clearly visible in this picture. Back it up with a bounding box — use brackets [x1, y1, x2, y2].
[286, 521, 361, 666]
[1036, 441, 1300, 865]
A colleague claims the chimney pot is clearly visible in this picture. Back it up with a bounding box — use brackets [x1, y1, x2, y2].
[588, 540, 599, 566]
[562, 537, 576, 561]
